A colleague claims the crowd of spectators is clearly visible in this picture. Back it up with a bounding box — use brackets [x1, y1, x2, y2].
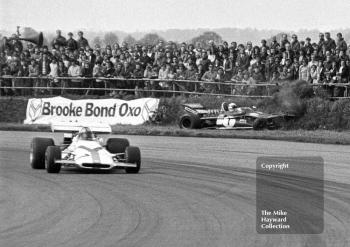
[0, 29, 349, 97]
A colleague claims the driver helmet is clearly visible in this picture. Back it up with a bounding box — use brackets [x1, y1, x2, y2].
[228, 103, 237, 111]
[78, 127, 93, 140]
[221, 102, 229, 112]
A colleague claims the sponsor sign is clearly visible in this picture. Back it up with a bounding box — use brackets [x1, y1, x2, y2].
[24, 96, 159, 125]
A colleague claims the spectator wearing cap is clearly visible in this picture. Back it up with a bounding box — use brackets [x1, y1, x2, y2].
[66, 32, 78, 51]
[303, 37, 314, 58]
[77, 31, 89, 49]
[336, 33, 347, 52]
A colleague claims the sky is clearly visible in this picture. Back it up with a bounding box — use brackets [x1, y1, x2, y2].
[1, 0, 350, 32]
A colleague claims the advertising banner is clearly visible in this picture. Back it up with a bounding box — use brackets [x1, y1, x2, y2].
[24, 96, 159, 125]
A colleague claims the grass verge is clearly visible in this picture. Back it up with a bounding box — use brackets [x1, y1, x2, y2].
[0, 123, 349, 145]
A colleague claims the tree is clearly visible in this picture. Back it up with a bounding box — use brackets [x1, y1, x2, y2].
[92, 36, 102, 47]
[191, 31, 222, 48]
[123, 35, 137, 46]
[103, 32, 119, 46]
[138, 33, 165, 46]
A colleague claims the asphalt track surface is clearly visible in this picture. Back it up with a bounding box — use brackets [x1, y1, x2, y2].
[0, 131, 349, 247]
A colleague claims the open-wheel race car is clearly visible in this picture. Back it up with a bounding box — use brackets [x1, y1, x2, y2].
[179, 102, 294, 130]
[30, 123, 141, 173]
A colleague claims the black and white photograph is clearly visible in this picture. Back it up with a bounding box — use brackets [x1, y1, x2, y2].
[0, 0, 350, 246]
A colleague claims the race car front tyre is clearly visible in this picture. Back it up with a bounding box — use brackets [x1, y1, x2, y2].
[45, 146, 62, 173]
[30, 138, 55, 169]
[253, 118, 266, 130]
[179, 114, 201, 129]
[106, 138, 130, 154]
[125, 146, 141, 174]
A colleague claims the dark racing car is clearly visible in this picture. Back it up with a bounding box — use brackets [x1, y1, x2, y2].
[178, 103, 294, 130]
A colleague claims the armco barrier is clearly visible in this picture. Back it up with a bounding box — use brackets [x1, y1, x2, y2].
[0, 76, 349, 98]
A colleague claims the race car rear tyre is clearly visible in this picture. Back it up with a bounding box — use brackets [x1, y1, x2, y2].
[179, 114, 201, 129]
[106, 138, 130, 154]
[30, 138, 55, 169]
[45, 146, 62, 173]
[125, 146, 141, 174]
[253, 118, 266, 130]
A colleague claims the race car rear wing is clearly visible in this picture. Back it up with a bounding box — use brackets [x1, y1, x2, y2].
[50, 122, 112, 134]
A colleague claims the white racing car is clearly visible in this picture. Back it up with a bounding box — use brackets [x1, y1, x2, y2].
[30, 123, 141, 173]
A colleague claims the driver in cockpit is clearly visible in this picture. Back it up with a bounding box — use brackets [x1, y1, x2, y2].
[77, 127, 94, 141]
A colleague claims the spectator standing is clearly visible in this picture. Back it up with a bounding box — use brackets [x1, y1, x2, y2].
[201, 64, 218, 93]
[66, 32, 78, 51]
[323, 32, 336, 53]
[270, 36, 279, 50]
[51, 30, 67, 49]
[291, 34, 300, 55]
[336, 33, 347, 52]
[299, 59, 309, 81]
[49, 58, 59, 94]
[280, 34, 290, 49]
[68, 60, 82, 94]
[309, 65, 318, 84]
[316, 60, 324, 83]
[77, 31, 89, 49]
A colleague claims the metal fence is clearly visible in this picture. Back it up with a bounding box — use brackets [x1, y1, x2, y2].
[0, 76, 349, 99]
